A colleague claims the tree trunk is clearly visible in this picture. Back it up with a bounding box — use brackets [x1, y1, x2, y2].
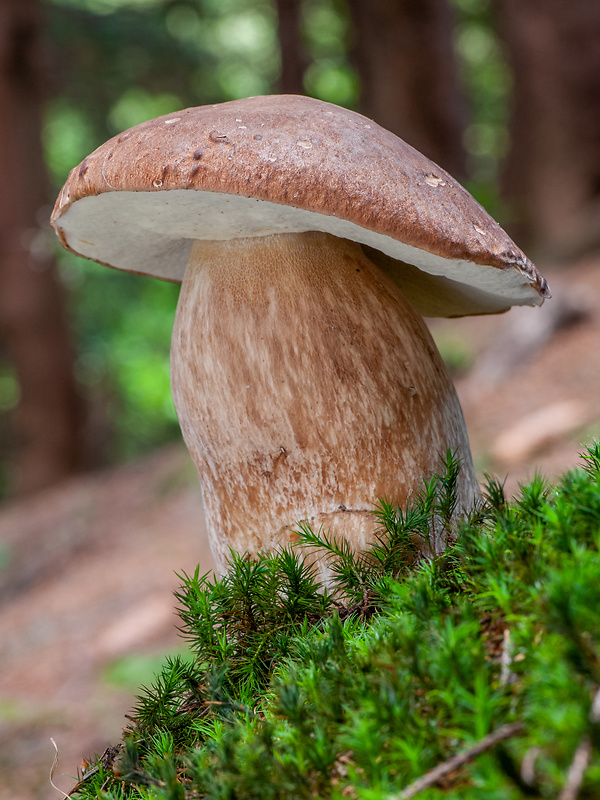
[0, 0, 84, 494]
[347, 0, 467, 179]
[275, 0, 308, 96]
[499, 0, 600, 257]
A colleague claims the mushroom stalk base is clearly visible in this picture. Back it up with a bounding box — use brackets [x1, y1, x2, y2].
[171, 232, 477, 582]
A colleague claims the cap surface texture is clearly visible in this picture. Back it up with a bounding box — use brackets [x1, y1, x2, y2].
[51, 95, 549, 317]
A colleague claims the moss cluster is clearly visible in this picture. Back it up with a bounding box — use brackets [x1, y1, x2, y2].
[71, 446, 600, 799]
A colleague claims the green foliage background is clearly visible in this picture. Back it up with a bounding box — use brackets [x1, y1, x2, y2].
[0, 0, 508, 471]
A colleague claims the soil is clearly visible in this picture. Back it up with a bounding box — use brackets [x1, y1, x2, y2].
[1, 255, 599, 800]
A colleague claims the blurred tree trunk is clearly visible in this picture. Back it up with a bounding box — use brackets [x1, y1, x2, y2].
[346, 0, 467, 179]
[499, 0, 600, 257]
[275, 0, 308, 95]
[0, 0, 84, 494]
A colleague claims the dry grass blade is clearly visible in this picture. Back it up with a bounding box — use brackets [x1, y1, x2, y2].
[49, 738, 72, 800]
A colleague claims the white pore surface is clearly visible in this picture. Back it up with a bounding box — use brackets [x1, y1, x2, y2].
[59, 189, 542, 308]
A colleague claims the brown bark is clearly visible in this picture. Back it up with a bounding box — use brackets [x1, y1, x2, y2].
[0, 0, 84, 494]
[347, 0, 467, 179]
[499, 0, 600, 256]
[275, 0, 308, 95]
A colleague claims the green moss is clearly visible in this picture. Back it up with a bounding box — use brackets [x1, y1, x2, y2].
[71, 445, 600, 799]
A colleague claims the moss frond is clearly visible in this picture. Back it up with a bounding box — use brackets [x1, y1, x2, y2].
[70, 448, 600, 800]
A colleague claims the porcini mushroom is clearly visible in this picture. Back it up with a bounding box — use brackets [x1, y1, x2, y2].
[51, 95, 550, 580]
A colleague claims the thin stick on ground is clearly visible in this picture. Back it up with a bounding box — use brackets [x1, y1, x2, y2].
[559, 687, 600, 800]
[559, 737, 593, 800]
[392, 722, 525, 800]
[500, 627, 515, 686]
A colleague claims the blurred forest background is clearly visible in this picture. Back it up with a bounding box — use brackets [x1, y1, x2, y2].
[2, 2, 600, 797]
[1, 0, 600, 499]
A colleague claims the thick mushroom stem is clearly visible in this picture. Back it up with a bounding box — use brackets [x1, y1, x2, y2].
[171, 231, 477, 579]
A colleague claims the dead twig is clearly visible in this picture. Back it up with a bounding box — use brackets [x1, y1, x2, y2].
[559, 686, 600, 800]
[559, 737, 593, 800]
[520, 745, 542, 786]
[66, 743, 122, 797]
[391, 722, 525, 799]
[590, 686, 600, 724]
[500, 628, 517, 686]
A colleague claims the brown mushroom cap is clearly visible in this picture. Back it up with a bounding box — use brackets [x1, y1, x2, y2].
[50, 94, 549, 317]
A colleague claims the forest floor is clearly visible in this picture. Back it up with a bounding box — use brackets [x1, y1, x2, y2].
[1, 254, 600, 800]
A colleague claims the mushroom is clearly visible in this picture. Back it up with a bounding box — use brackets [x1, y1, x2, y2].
[51, 95, 550, 580]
